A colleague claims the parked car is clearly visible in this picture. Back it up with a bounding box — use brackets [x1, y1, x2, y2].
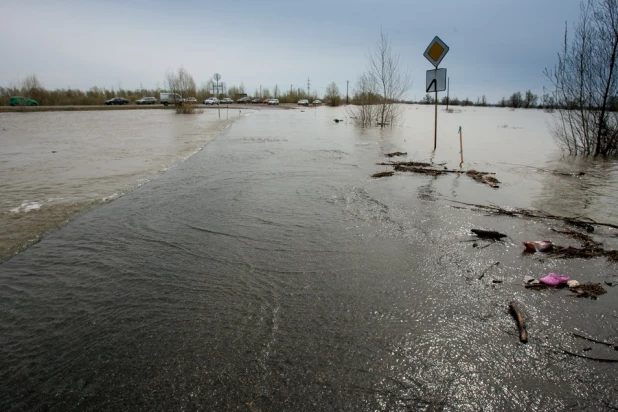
[268, 99, 280, 105]
[136, 97, 157, 105]
[236, 97, 250, 103]
[221, 98, 233, 104]
[297, 99, 309, 106]
[251, 99, 262, 104]
[9, 96, 39, 106]
[184, 97, 198, 104]
[312, 100, 322, 105]
[262, 98, 271, 104]
[203, 97, 219, 105]
[105, 97, 129, 105]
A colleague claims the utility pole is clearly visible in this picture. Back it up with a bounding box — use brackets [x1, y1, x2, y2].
[260, 85, 262, 98]
[346, 80, 349, 105]
[307, 77, 311, 98]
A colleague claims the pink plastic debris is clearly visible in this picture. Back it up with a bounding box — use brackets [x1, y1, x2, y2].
[539, 273, 570, 286]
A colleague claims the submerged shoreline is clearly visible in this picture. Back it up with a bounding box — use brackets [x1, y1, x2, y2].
[0, 110, 241, 264]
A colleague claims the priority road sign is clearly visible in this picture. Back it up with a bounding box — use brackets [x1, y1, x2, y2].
[423, 36, 449, 68]
[426, 68, 447, 93]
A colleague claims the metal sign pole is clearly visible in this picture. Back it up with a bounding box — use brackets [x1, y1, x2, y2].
[434, 88, 438, 150]
[423, 36, 449, 152]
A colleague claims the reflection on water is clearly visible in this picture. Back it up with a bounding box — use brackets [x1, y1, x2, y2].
[0, 106, 617, 410]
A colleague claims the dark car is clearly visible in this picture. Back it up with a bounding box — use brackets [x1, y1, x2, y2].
[9, 96, 39, 106]
[236, 97, 250, 103]
[105, 97, 129, 105]
[251, 99, 261, 104]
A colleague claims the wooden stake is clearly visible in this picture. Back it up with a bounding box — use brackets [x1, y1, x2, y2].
[459, 126, 464, 165]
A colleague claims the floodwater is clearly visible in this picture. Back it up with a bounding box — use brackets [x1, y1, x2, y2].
[1, 106, 617, 410]
[0, 109, 237, 263]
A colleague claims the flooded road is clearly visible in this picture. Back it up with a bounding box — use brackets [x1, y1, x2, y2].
[1, 107, 617, 410]
[0, 109, 237, 263]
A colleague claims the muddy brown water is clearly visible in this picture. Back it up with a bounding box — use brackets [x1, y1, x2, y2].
[0, 109, 237, 263]
[1, 106, 617, 410]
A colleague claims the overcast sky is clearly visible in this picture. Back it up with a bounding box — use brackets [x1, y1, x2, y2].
[1, 0, 582, 103]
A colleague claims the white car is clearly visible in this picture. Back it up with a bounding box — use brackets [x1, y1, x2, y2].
[221, 98, 233, 104]
[268, 99, 280, 105]
[297, 99, 309, 106]
[312, 100, 322, 105]
[136, 97, 157, 105]
[203, 97, 219, 105]
[184, 97, 197, 104]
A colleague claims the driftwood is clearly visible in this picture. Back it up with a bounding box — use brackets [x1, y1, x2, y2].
[499, 162, 586, 177]
[384, 152, 407, 158]
[471, 229, 507, 239]
[550, 228, 599, 245]
[448, 200, 618, 230]
[572, 333, 618, 350]
[377, 161, 431, 167]
[373, 163, 500, 188]
[525, 282, 607, 299]
[549, 246, 618, 262]
[371, 171, 394, 179]
[509, 301, 528, 343]
[466, 170, 500, 188]
[558, 348, 618, 363]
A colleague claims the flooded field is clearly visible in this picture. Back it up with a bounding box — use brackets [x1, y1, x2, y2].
[0, 109, 239, 263]
[1, 106, 617, 410]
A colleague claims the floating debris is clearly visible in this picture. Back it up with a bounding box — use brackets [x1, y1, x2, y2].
[377, 161, 431, 167]
[522, 240, 553, 253]
[448, 201, 618, 230]
[466, 170, 500, 188]
[569, 283, 607, 299]
[371, 171, 394, 179]
[509, 301, 528, 343]
[384, 152, 407, 158]
[373, 162, 500, 188]
[549, 245, 618, 262]
[550, 228, 599, 245]
[471, 229, 507, 239]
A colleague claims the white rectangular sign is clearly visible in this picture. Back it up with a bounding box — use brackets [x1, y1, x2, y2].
[426, 68, 447, 93]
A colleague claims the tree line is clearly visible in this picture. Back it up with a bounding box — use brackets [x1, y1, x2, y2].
[0, 72, 322, 106]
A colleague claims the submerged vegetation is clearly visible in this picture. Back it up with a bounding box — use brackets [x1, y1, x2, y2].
[349, 31, 410, 128]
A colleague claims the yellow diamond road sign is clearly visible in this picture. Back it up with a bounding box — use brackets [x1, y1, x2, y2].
[424, 36, 449, 68]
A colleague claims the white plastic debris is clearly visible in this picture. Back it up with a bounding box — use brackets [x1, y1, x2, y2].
[567, 280, 580, 288]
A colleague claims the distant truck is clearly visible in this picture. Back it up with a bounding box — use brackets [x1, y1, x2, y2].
[159, 92, 182, 106]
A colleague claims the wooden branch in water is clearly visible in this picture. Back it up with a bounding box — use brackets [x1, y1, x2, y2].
[572, 332, 618, 350]
[559, 348, 618, 363]
[498, 162, 585, 176]
[448, 200, 618, 230]
[371, 171, 394, 179]
[509, 301, 528, 343]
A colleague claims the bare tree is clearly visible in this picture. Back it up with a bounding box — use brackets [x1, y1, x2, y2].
[324, 82, 341, 106]
[545, 0, 618, 156]
[349, 73, 378, 126]
[350, 30, 410, 127]
[165, 67, 197, 114]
